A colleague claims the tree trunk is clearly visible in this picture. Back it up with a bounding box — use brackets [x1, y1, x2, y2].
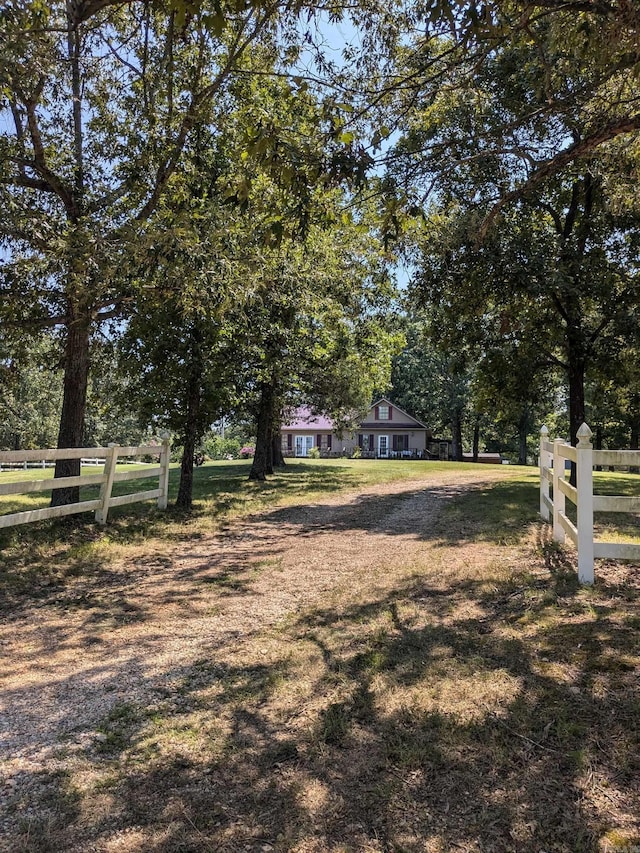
[176, 433, 197, 509]
[265, 419, 274, 476]
[51, 313, 90, 507]
[472, 417, 480, 463]
[568, 356, 586, 450]
[517, 408, 529, 466]
[51, 18, 89, 509]
[249, 383, 274, 481]
[630, 419, 640, 475]
[272, 430, 286, 467]
[564, 316, 587, 486]
[594, 424, 603, 472]
[451, 408, 463, 462]
[176, 326, 204, 509]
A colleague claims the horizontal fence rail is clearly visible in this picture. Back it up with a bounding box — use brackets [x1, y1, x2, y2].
[539, 424, 640, 583]
[0, 439, 170, 529]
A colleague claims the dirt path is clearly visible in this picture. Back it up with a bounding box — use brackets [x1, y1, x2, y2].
[6, 466, 637, 853]
[0, 471, 508, 802]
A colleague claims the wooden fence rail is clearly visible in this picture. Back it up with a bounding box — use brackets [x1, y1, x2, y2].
[0, 439, 171, 529]
[539, 423, 640, 584]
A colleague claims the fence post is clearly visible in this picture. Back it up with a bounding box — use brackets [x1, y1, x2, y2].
[157, 434, 171, 510]
[95, 444, 119, 525]
[539, 425, 550, 521]
[576, 423, 594, 584]
[552, 438, 565, 543]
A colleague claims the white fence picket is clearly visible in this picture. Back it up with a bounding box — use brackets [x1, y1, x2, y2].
[575, 424, 595, 584]
[539, 424, 640, 583]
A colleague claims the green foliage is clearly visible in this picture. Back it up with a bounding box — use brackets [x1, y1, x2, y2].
[0, 0, 293, 467]
[385, 21, 640, 450]
[390, 316, 472, 437]
[0, 335, 63, 450]
[203, 435, 242, 460]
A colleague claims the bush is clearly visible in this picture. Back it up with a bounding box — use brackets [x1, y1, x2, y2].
[240, 445, 255, 459]
[308, 446, 320, 459]
[204, 435, 241, 460]
[351, 446, 361, 459]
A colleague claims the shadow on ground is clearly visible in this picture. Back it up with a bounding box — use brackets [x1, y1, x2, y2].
[4, 561, 640, 850]
[0, 462, 353, 609]
[2, 471, 639, 852]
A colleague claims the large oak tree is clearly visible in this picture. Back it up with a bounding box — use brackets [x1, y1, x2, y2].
[0, 0, 286, 504]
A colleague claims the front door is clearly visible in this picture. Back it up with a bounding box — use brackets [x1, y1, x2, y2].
[378, 435, 389, 458]
[295, 435, 314, 457]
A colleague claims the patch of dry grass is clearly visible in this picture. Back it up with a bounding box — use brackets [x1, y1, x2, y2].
[1, 465, 639, 853]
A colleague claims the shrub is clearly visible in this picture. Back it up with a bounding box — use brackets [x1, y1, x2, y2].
[308, 446, 321, 459]
[204, 435, 241, 460]
[351, 446, 361, 459]
[240, 445, 255, 459]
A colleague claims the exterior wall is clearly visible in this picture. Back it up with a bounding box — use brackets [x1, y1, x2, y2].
[281, 400, 431, 458]
[281, 430, 360, 457]
[281, 430, 339, 457]
[282, 430, 429, 458]
[358, 430, 427, 456]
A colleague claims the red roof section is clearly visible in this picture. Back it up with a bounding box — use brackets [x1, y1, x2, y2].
[282, 407, 335, 431]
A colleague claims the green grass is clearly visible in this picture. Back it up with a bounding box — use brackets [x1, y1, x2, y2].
[0, 457, 487, 533]
[0, 458, 515, 601]
[0, 462, 163, 515]
[441, 469, 541, 544]
[552, 470, 640, 545]
[593, 469, 640, 496]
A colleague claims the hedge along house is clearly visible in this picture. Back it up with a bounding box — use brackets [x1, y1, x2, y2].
[281, 399, 430, 459]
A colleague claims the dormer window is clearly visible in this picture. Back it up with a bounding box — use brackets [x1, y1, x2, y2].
[378, 405, 389, 420]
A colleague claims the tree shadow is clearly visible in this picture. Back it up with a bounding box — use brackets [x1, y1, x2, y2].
[3, 470, 639, 851]
[4, 561, 639, 852]
[217, 477, 540, 547]
[0, 462, 354, 606]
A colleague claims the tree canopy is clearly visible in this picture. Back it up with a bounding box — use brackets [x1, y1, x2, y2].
[2, 0, 640, 501]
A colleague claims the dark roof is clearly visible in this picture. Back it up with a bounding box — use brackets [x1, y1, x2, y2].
[281, 407, 335, 431]
[359, 422, 428, 430]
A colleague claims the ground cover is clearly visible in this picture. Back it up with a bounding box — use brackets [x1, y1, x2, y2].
[0, 460, 481, 599]
[0, 461, 639, 853]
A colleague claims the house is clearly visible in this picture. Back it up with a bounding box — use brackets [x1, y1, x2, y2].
[280, 409, 336, 458]
[281, 398, 431, 459]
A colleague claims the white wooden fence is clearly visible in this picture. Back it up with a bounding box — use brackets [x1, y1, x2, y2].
[539, 423, 640, 584]
[0, 439, 171, 529]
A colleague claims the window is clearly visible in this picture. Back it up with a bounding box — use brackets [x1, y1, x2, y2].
[378, 405, 389, 420]
[392, 435, 409, 452]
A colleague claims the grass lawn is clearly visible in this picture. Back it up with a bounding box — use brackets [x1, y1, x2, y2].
[0, 459, 494, 594]
[1, 460, 639, 852]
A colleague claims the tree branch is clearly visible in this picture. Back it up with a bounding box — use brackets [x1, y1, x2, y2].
[479, 113, 640, 238]
[20, 82, 77, 218]
[134, 5, 278, 224]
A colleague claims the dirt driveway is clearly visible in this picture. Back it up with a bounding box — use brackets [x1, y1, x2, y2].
[1, 467, 638, 853]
